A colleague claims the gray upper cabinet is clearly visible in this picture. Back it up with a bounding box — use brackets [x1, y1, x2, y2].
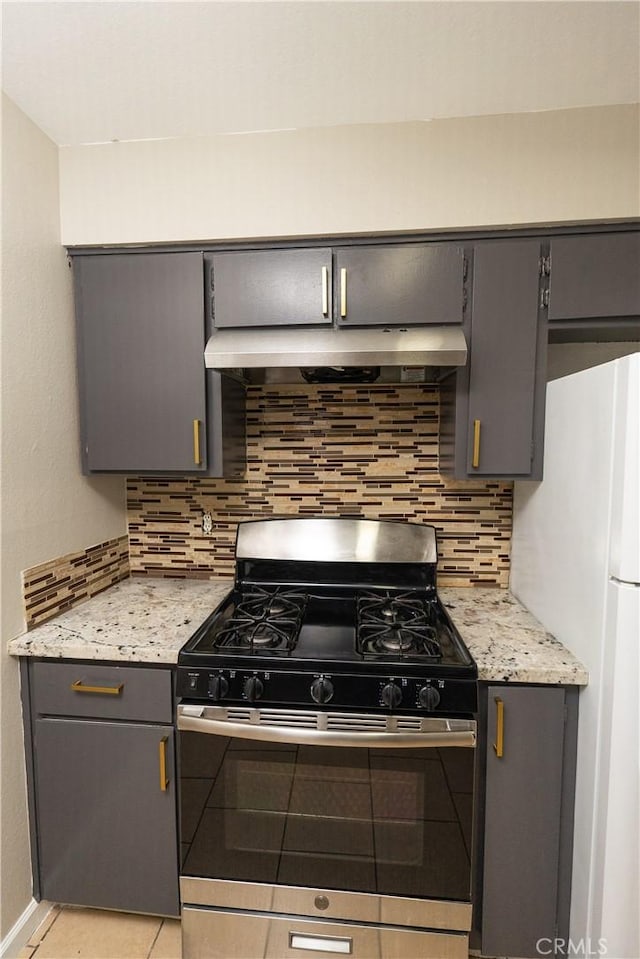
[210, 249, 333, 328]
[440, 239, 546, 479]
[466, 240, 544, 476]
[481, 685, 571, 959]
[335, 243, 466, 326]
[548, 232, 640, 320]
[73, 252, 246, 476]
[75, 252, 208, 472]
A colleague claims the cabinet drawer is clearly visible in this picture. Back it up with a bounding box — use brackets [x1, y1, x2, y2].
[30, 662, 173, 723]
[182, 908, 469, 959]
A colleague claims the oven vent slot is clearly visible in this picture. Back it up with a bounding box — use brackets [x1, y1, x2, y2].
[224, 707, 318, 728]
[395, 717, 423, 732]
[217, 707, 425, 734]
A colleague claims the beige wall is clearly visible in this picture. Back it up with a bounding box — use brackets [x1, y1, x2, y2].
[0, 95, 126, 940]
[59, 104, 640, 246]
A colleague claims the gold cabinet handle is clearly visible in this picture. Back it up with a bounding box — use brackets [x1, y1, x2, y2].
[340, 268, 347, 318]
[472, 418, 481, 469]
[71, 680, 123, 696]
[493, 697, 504, 758]
[321, 266, 329, 316]
[193, 418, 201, 466]
[159, 736, 169, 791]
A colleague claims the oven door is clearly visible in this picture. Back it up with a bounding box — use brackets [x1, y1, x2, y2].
[177, 704, 475, 906]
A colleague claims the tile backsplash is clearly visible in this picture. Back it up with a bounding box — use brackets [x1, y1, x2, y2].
[23, 535, 129, 629]
[128, 384, 512, 586]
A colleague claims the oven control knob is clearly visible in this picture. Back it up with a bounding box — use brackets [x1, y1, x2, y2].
[419, 685, 441, 710]
[311, 677, 334, 704]
[208, 675, 229, 701]
[381, 682, 403, 709]
[244, 676, 264, 702]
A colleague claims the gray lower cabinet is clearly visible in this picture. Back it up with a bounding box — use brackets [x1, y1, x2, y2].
[209, 249, 333, 328]
[335, 243, 467, 327]
[73, 252, 245, 476]
[25, 661, 179, 917]
[479, 684, 577, 959]
[440, 239, 547, 479]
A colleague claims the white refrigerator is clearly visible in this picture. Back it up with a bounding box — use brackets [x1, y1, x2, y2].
[510, 353, 639, 959]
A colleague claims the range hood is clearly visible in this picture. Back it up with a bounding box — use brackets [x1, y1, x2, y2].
[204, 326, 467, 370]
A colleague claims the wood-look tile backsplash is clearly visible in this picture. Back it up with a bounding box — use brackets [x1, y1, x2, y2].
[128, 384, 512, 586]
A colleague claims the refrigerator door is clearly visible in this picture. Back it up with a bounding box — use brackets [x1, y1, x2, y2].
[590, 579, 640, 959]
[609, 352, 640, 584]
[511, 359, 616, 655]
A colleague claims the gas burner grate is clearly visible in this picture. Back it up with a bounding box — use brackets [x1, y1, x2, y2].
[356, 590, 442, 660]
[214, 586, 307, 652]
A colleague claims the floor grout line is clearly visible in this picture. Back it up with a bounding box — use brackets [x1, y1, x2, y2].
[26, 905, 62, 949]
[147, 918, 164, 959]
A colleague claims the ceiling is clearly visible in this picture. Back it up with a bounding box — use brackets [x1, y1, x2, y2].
[2, 1, 639, 147]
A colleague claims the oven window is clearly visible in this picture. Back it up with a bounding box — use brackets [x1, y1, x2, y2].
[180, 733, 474, 901]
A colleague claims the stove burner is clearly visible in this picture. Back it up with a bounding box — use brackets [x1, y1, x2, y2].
[357, 590, 442, 660]
[213, 586, 307, 652]
[377, 627, 419, 653]
[232, 623, 288, 648]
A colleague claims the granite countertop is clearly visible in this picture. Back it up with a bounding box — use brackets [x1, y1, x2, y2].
[439, 587, 588, 685]
[8, 577, 588, 685]
[8, 576, 233, 664]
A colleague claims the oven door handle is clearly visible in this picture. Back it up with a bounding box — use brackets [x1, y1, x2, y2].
[177, 707, 476, 749]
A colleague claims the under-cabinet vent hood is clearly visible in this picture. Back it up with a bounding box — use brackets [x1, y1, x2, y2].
[204, 326, 468, 371]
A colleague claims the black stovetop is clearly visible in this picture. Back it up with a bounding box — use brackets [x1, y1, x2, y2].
[177, 581, 476, 714]
[177, 520, 477, 714]
[180, 582, 474, 673]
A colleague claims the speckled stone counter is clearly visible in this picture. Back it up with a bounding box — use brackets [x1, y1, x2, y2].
[8, 576, 233, 663]
[439, 587, 588, 685]
[9, 578, 588, 685]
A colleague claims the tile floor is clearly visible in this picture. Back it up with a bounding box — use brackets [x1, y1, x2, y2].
[20, 906, 492, 959]
[18, 906, 181, 959]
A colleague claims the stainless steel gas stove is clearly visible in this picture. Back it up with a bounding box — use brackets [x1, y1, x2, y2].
[177, 518, 477, 959]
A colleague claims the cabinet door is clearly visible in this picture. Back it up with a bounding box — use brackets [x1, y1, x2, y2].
[482, 686, 565, 959]
[34, 717, 179, 917]
[210, 249, 332, 328]
[466, 240, 543, 476]
[75, 252, 207, 472]
[548, 232, 640, 319]
[336, 243, 465, 326]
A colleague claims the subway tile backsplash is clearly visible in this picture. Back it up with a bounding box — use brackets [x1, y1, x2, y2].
[128, 384, 512, 586]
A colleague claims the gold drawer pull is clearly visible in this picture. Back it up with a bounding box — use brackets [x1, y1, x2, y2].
[71, 680, 124, 696]
[321, 266, 329, 316]
[493, 696, 504, 758]
[340, 268, 347, 318]
[193, 418, 201, 466]
[159, 736, 169, 791]
[472, 418, 481, 468]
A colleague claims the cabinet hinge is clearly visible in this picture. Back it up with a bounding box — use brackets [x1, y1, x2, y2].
[462, 287, 468, 311]
[539, 255, 551, 276]
[540, 288, 550, 309]
[463, 255, 469, 281]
